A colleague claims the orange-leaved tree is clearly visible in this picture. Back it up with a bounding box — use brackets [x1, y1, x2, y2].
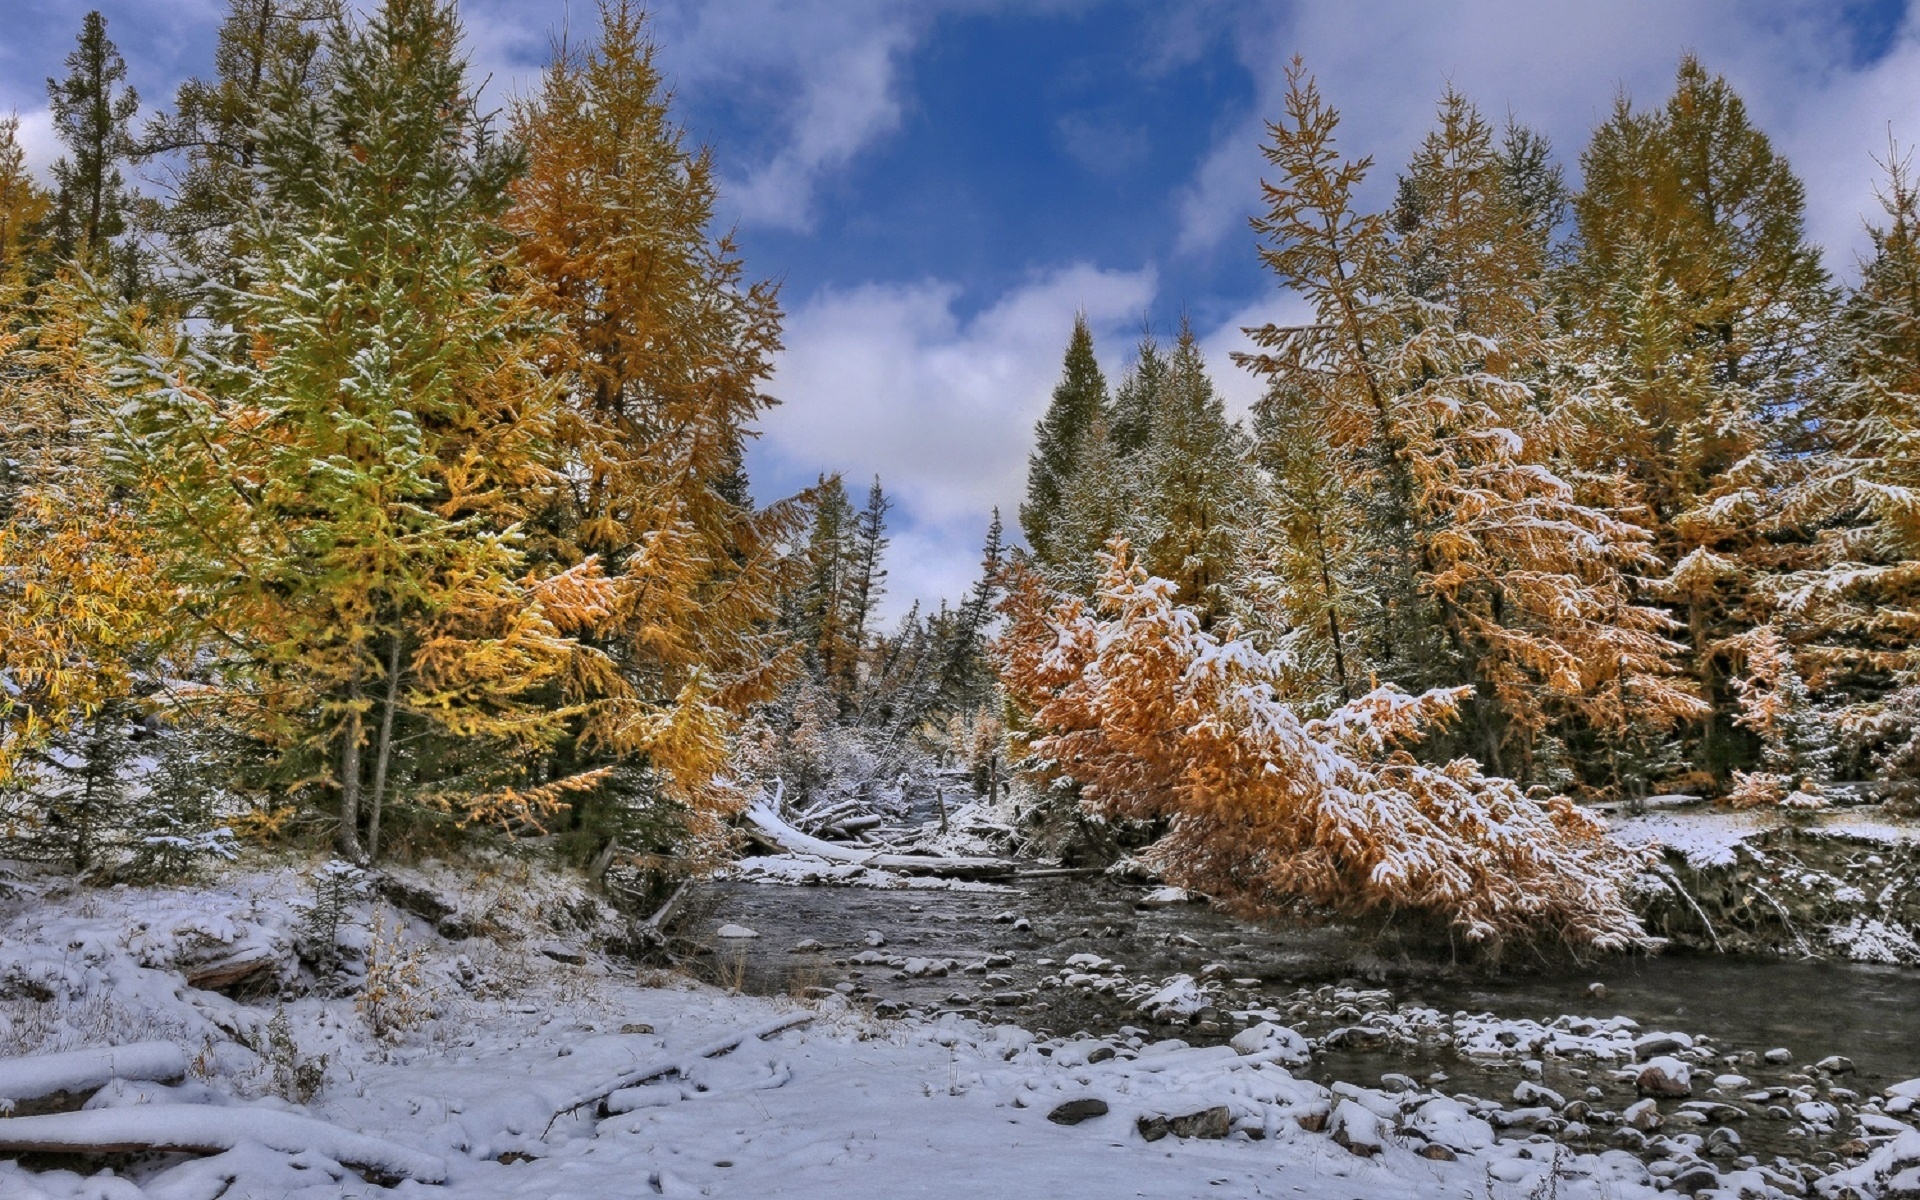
[998, 540, 1648, 952]
[505, 0, 807, 865]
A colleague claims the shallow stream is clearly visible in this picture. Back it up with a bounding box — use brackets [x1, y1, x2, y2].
[695, 874, 1920, 1167]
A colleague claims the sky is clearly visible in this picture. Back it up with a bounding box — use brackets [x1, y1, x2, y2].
[6, 0, 1919, 622]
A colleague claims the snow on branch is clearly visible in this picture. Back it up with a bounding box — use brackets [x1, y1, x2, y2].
[998, 542, 1649, 952]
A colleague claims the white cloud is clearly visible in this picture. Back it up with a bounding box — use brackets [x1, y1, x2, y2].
[1172, 0, 1920, 278]
[642, 0, 948, 232]
[749, 262, 1158, 619]
[9, 108, 59, 177]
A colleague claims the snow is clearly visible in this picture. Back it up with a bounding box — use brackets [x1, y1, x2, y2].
[730, 852, 1013, 892]
[0, 1106, 447, 1182]
[0, 1043, 187, 1111]
[0, 859, 1874, 1200]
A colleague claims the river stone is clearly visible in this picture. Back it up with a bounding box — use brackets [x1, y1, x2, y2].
[1765, 1048, 1793, 1065]
[1638, 1056, 1693, 1098]
[789, 939, 822, 953]
[1329, 1100, 1385, 1156]
[1818, 1055, 1858, 1076]
[1048, 1098, 1109, 1126]
[1136, 1105, 1231, 1142]
[1624, 1098, 1663, 1131]
[1514, 1081, 1565, 1108]
[715, 924, 758, 939]
[1634, 1032, 1692, 1061]
[1417, 1142, 1457, 1161]
[1668, 1164, 1721, 1195]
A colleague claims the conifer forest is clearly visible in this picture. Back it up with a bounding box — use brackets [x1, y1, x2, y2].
[2, 3, 1920, 1198]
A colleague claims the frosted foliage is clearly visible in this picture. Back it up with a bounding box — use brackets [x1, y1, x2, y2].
[1727, 628, 1834, 810]
[1000, 545, 1648, 950]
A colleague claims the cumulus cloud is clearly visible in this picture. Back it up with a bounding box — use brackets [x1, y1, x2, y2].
[641, 0, 952, 232]
[1172, 0, 1920, 275]
[748, 263, 1158, 617]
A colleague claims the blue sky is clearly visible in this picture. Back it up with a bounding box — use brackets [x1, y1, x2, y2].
[6, 0, 1918, 619]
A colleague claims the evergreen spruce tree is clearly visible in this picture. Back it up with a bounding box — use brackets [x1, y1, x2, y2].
[45, 11, 139, 284]
[1132, 323, 1250, 628]
[137, 0, 330, 316]
[938, 510, 1004, 714]
[1021, 314, 1109, 567]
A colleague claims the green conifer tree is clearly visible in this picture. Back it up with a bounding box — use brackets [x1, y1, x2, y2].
[1021, 314, 1109, 567]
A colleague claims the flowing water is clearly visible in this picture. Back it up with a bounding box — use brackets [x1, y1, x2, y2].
[694, 873, 1920, 1166]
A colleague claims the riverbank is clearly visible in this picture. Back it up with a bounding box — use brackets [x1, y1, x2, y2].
[1618, 803, 1920, 963]
[5, 841, 1920, 1199]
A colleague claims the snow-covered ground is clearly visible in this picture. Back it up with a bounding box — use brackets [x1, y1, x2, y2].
[3, 858, 1920, 1199]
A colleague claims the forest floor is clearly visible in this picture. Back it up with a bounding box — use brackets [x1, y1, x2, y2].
[2, 851, 1920, 1199]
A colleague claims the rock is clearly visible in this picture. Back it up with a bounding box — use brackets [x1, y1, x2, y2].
[1634, 1032, 1692, 1061]
[1764, 1047, 1793, 1065]
[1138, 975, 1207, 1023]
[1514, 1081, 1565, 1108]
[1322, 1026, 1388, 1051]
[862, 930, 886, 947]
[1406, 1096, 1495, 1153]
[1329, 1100, 1386, 1156]
[1795, 1101, 1842, 1127]
[1011, 918, 1032, 932]
[1668, 1164, 1720, 1195]
[1819, 1055, 1858, 1076]
[1624, 1098, 1663, 1131]
[1137, 1106, 1231, 1142]
[1417, 1143, 1457, 1161]
[1048, 1098, 1109, 1126]
[619, 1022, 654, 1035]
[1637, 1056, 1693, 1098]
[535, 940, 585, 964]
[1137, 886, 1194, 907]
[373, 870, 457, 920]
[789, 939, 822, 953]
[714, 924, 758, 939]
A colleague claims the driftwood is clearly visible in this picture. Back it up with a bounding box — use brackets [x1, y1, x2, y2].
[0, 1106, 447, 1184]
[744, 800, 1014, 880]
[543, 1013, 814, 1132]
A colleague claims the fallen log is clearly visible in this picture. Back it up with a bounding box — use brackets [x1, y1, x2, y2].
[744, 800, 1015, 879]
[184, 946, 280, 993]
[0, 1106, 447, 1184]
[544, 1012, 815, 1131]
[0, 1043, 187, 1113]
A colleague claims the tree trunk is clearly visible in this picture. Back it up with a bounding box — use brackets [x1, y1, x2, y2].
[366, 635, 404, 862]
[336, 667, 365, 861]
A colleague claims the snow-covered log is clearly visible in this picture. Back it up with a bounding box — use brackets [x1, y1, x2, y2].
[0, 1043, 187, 1111]
[546, 1013, 816, 1127]
[0, 1106, 447, 1183]
[744, 799, 1014, 879]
